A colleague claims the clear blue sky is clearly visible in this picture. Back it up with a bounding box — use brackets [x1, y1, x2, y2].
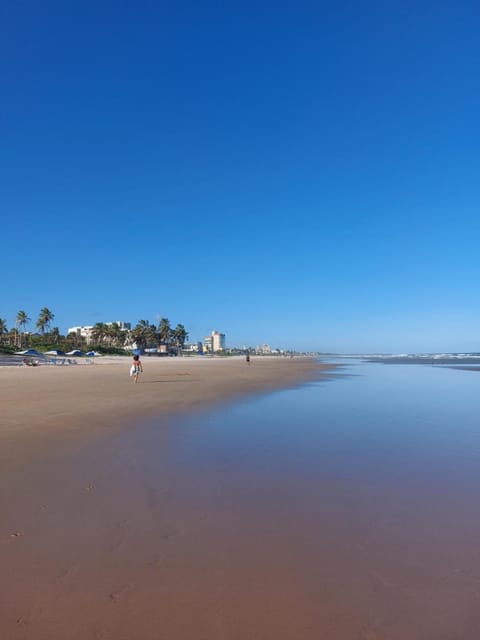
[2, 1, 480, 352]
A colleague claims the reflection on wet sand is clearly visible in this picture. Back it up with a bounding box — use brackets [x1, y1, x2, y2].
[2, 361, 480, 638]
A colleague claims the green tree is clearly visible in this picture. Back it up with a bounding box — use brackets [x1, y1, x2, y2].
[36, 307, 55, 334]
[91, 323, 108, 345]
[0, 318, 13, 348]
[146, 323, 157, 347]
[15, 310, 30, 348]
[50, 327, 61, 344]
[106, 322, 123, 347]
[66, 330, 79, 348]
[0, 318, 7, 336]
[158, 317, 172, 346]
[131, 320, 151, 350]
[16, 310, 30, 332]
[172, 324, 188, 353]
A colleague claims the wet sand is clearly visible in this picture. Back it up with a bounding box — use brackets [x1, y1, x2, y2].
[0, 356, 342, 640]
[4, 357, 478, 638]
[0, 356, 327, 473]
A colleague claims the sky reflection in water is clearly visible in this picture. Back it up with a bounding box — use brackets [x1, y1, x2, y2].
[123, 360, 480, 637]
[164, 361, 480, 491]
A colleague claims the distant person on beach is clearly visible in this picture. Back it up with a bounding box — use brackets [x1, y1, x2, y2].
[246, 353, 250, 364]
[130, 354, 143, 383]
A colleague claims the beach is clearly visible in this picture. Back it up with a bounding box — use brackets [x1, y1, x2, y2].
[3, 358, 480, 638]
[0, 356, 327, 471]
[1, 355, 340, 640]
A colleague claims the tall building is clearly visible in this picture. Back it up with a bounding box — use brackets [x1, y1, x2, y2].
[212, 330, 225, 351]
[203, 331, 226, 352]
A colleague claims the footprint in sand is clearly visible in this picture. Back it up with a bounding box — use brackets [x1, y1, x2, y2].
[108, 583, 134, 603]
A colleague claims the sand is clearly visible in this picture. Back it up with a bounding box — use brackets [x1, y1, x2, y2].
[0, 356, 328, 467]
[0, 356, 326, 426]
[0, 355, 341, 640]
[5, 356, 477, 638]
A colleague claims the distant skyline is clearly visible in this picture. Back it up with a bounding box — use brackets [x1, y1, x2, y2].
[2, 2, 480, 353]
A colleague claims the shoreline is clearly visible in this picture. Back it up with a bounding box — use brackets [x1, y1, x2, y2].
[0, 356, 335, 473]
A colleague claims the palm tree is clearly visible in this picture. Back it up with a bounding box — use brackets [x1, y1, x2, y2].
[16, 310, 30, 349]
[106, 322, 122, 347]
[0, 318, 10, 347]
[137, 319, 150, 331]
[146, 324, 157, 348]
[36, 308, 55, 335]
[66, 330, 78, 348]
[158, 317, 171, 346]
[91, 322, 108, 345]
[50, 327, 60, 344]
[16, 310, 30, 332]
[131, 320, 151, 350]
[172, 324, 188, 354]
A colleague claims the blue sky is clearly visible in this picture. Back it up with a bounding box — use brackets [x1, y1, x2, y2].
[2, 1, 480, 352]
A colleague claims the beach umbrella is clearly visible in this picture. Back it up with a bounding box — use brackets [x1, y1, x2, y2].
[66, 350, 85, 356]
[16, 349, 43, 356]
[45, 349, 66, 356]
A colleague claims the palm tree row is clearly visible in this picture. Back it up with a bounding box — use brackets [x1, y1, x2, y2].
[0, 310, 189, 354]
[0, 308, 55, 348]
[92, 317, 189, 352]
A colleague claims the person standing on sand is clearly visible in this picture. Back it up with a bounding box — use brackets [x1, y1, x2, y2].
[130, 354, 143, 383]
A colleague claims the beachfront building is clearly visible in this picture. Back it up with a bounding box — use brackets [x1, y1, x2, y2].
[67, 325, 94, 343]
[204, 330, 226, 353]
[183, 341, 203, 353]
[256, 344, 272, 354]
[108, 321, 131, 331]
[212, 331, 226, 351]
[67, 321, 131, 345]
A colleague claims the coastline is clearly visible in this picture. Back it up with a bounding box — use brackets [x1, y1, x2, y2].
[0, 356, 334, 472]
[0, 356, 340, 639]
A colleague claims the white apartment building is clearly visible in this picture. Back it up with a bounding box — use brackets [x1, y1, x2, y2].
[204, 330, 226, 352]
[212, 331, 226, 351]
[109, 321, 131, 331]
[183, 341, 203, 353]
[67, 321, 131, 344]
[257, 344, 272, 354]
[67, 325, 94, 342]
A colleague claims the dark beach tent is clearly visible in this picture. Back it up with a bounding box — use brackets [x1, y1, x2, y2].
[86, 351, 101, 357]
[66, 350, 85, 356]
[45, 349, 66, 356]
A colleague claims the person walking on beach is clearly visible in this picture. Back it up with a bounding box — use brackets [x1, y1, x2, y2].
[130, 354, 143, 383]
